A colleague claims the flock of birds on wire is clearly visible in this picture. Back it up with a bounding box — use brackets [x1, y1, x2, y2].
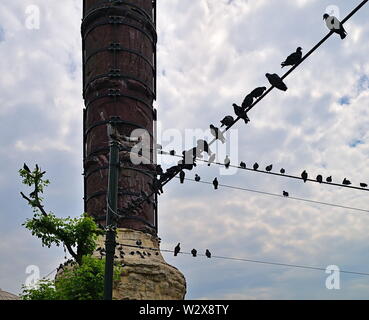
[145, 14, 358, 199]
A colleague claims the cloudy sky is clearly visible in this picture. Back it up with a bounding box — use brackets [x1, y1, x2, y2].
[1, 0, 369, 299]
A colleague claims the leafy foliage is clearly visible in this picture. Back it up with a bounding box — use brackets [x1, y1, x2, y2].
[20, 256, 122, 300]
[19, 164, 105, 265]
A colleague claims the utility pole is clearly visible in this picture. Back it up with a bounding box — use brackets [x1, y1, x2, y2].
[103, 118, 120, 300]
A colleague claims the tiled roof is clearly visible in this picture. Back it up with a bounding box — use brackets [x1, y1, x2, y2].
[0, 289, 20, 300]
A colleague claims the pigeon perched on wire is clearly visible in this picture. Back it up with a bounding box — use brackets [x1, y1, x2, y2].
[265, 164, 273, 172]
[301, 170, 308, 183]
[241, 94, 254, 109]
[233, 104, 251, 124]
[191, 249, 197, 257]
[280, 168, 285, 174]
[213, 178, 219, 190]
[205, 249, 211, 258]
[326, 176, 332, 183]
[195, 174, 201, 182]
[360, 183, 368, 188]
[174, 243, 180, 256]
[281, 47, 303, 68]
[283, 191, 289, 197]
[197, 139, 211, 155]
[342, 178, 351, 185]
[240, 161, 246, 169]
[179, 170, 185, 184]
[253, 162, 259, 170]
[316, 175, 323, 183]
[250, 87, 267, 99]
[224, 156, 231, 169]
[208, 153, 216, 166]
[323, 13, 347, 39]
[220, 116, 235, 128]
[210, 124, 226, 143]
[266, 73, 288, 91]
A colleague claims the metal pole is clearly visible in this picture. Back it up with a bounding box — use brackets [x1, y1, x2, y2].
[104, 123, 120, 300]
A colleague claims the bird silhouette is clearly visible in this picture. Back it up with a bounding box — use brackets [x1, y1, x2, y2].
[301, 170, 308, 183]
[323, 14, 347, 39]
[179, 170, 185, 184]
[342, 178, 351, 185]
[220, 115, 235, 128]
[233, 104, 250, 124]
[213, 178, 219, 190]
[360, 183, 368, 188]
[224, 156, 231, 169]
[316, 175, 323, 183]
[23, 163, 31, 173]
[253, 162, 259, 170]
[205, 249, 211, 258]
[241, 94, 254, 109]
[169, 150, 176, 156]
[283, 191, 289, 197]
[195, 174, 201, 182]
[191, 249, 197, 257]
[210, 124, 226, 143]
[281, 47, 303, 68]
[326, 176, 332, 183]
[266, 73, 288, 91]
[280, 168, 285, 174]
[174, 243, 180, 256]
[240, 162, 246, 169]
[250, 87, 267, 99]
[208, 153, 216, 166]
[265, 164, 273, 172]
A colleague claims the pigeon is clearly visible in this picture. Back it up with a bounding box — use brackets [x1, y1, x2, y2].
[316, 175, 323, 183]
[281, 47, 303, 68]
[233, 104, 251, 124]
[266, 73, 288, 91]
[301, 170, 308, 183]
[323, 13, 347, 39]
[240, 161, 246, 169]
[265, 164, 273, 172]
[208, 153, 216, 166]
[156, 165, 164, 176]
[233, 103, 244, 117]
[179, 170, 185, 184]
[224, 156, 231, 169]
[342, 178, 351, 185]
[360, 183, 368, 188]
[197, 139, 211, 155]
[23, 163, 31, 173]
[220, 115, 235, 128]
[213, 178, 219, 190]
[241, 94, 254, 109]
[280, 168, 285, 174]
[191, 249, 197, 257]
[283, 191, 289, 197]
[195, 174, 201, 182]
[210, 124, 226, 143]
[250, 87, 267, 99]
[174, 243, 180, 256]
[205, 249, 211, 258]
[326, 176, 332, 183]
[253, 162, 259, 170]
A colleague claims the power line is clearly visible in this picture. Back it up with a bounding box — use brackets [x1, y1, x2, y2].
[207, 0, 369, 146]
[158, 150, 369, 192]
[178, 177, 369, 215]
[116, 242, 369, 277]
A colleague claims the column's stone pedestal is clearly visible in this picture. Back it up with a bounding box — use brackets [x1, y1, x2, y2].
[94, 228, 186, 300]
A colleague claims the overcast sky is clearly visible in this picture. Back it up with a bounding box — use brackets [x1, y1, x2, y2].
[1, 0, 369, 299]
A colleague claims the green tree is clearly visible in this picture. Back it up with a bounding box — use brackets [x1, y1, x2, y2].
[19, 164, 105, 265]
[19, 164, 121, 300]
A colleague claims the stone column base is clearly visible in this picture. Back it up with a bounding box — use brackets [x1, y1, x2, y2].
[94, 228, 186, 300]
